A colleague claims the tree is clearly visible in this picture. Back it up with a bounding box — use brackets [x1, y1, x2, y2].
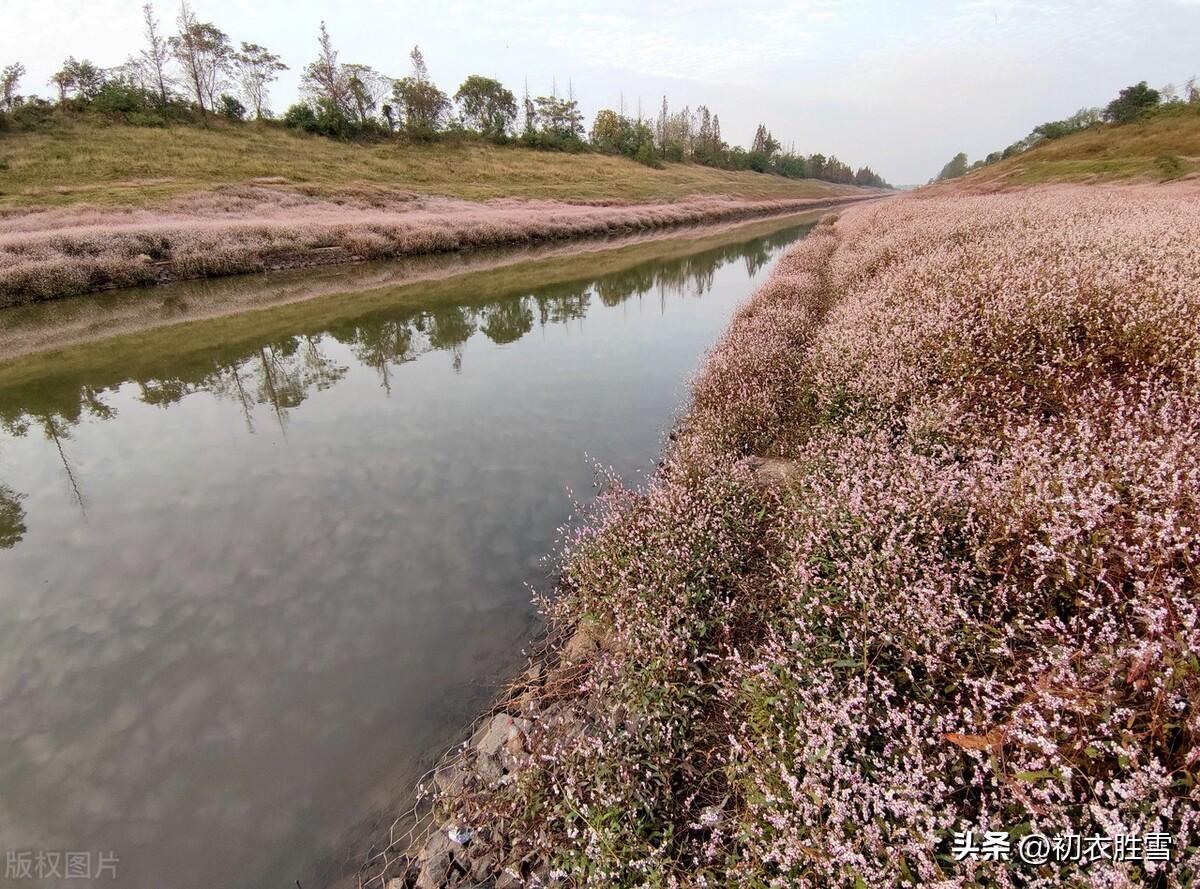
[49, 68, 74, 104]
[1102, 81, 1160, 124]
[54, 58, 105, 101]
[139, 3, 173, 106]
[521, 77, 535, 138]
[936, 151, 969, 181]
[1, 63, 26, 112]
[455, 75, 516, 141]
[301, 22, 351, 116]
[233, 42, 287, 119]
[529, 90, 584, 143]
[169, 1, 233, 116]
[392, 46, 449, 137]
[751, 124, 780, 156]
[344, 64, 390, 126]
[590, 108, 622, 150]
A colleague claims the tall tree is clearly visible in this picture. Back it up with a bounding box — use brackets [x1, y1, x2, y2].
[391, 46, 449, 136]
[233, 42, 287, 119]
[454, 75, 516, 141]
[49, 68, 74, 103]
[344, 64, 390, 125]
[1, 62, 26, 111]
[169, 1, 233, 116]
[62, 58, 105, 101]
[139, 3, 173, 106]
[301, 21, 351, 116]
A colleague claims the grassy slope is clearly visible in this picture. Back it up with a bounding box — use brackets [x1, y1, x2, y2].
[0, 119, 855, 208]
[960, 102, 1200, 186]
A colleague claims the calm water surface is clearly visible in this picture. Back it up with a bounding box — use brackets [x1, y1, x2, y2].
[0, 218, 810, 889]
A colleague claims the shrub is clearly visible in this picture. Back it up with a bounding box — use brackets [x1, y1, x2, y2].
[218, 93, 246, 121]
[1104, 80, 1161, 124]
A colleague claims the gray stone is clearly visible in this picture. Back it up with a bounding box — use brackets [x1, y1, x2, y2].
[472, 714, 515, 758]
[470, 851, 498, 883]
[562, 620, 602, 661]
[743, 455, 803, 488]
[415, 830, 457, 889]
[433, 760, 467, 797]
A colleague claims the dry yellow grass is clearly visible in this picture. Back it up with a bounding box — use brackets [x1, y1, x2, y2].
[0, 119, 855, 208]
[960, 103, 1200, 186]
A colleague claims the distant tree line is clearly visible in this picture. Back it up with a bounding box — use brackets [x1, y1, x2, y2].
[0, 3, 892, 189]
[933, 78, 1199, 182]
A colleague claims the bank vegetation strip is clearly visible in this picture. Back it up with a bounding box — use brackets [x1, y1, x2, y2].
[0, 191, 874, 306]
[393, 182, 1200, 888]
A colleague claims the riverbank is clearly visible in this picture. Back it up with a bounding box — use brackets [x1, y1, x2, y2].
[0, 209, 833, 364]
[382, 181, 1200, 888]
[0, 192, 874, 306]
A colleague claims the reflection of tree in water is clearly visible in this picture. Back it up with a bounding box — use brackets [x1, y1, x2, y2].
[536, 284, 592, 326]
[0, 224, 808, 442]
[0, 483, 26, 549]
[481, 300, 534, 345]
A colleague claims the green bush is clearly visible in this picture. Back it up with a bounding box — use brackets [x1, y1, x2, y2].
[218, 94, 246, 121]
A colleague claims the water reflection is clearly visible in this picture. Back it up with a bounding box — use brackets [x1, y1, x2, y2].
[0, 482, 24, 548]
[0, 218, 809, 889]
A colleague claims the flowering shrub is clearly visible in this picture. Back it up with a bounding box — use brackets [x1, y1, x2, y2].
[443, 184, 1200, 887]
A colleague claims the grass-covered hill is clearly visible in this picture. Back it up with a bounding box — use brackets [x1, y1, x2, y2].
[958, 102, 1200, 187]
[0, 118, 864, 209]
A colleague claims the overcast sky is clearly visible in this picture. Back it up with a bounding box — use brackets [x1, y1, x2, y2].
[5, 0, 1198, 183]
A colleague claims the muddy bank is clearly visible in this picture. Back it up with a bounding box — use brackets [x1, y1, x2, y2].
[0, 190, 875, 306]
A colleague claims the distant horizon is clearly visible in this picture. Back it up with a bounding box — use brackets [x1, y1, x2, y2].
[5, 0, 1198, 183]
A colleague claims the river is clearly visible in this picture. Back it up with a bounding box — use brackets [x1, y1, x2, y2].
[0, 214, 813, 889]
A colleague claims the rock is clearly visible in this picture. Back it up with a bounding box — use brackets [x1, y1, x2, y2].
[504, 730, 526, 758]
[385, 879, 406, 889]
[475, 750, 504, 784]
[433, 760, 467, 797]
[414, 830, 457, 889]
[562, 620, 603, 662]
[495, 872, 523, 889]
[743, 455, 802, 488]
[472, 714, 531, 757]
[470, 851, 498, 883]
[136, 253, 153, 263]
[472, 714, 516, 758]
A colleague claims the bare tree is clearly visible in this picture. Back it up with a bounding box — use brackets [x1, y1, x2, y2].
[168, 1, 232, 116]
[233, 42, 287, 119]
[140, 3, 174, 106]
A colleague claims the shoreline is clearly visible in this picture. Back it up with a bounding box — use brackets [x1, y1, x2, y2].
[367, 180, 1200, 888]
[0, 192, 878, 307]
[0, 208, 833, 365]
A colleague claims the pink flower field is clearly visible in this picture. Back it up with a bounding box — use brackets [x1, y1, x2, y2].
[435, 183, 1200, 887]
[0, 190, 865, 306]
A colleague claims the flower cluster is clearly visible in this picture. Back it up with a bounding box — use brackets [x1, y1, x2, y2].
[446, 183, 1200, 887]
